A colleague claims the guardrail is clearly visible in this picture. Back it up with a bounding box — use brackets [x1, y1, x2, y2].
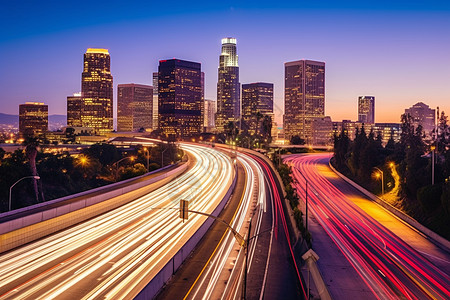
[0, 163, 188, 253]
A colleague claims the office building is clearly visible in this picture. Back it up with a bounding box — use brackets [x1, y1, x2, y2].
[204, 99, 216, 131]
[152, 72, 159, 130]
[81, 48, 113, 135]
[19, 102, 48, 137]
[404, 102, 435, 138]
[67, 92, 82, 127]
[358, 96, 375, 124]
[117, 84, 153, 132]
[284, 60, 325, 143]
[158, 59, 203, 137]
[216, 38, 240, 132]
[373, 123, 402, 145]
[312, 116, 333, 145]
[242, 82, 273, 135]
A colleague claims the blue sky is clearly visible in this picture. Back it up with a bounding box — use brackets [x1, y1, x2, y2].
[1, 1, 449, 124]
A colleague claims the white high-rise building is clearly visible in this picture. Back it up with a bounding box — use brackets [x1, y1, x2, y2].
[216, 38, 240, 132]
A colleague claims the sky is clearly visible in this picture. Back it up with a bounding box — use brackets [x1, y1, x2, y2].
[1, 1, 449, 125]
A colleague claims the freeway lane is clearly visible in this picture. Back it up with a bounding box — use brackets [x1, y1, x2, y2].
[157, 149, 303, 300]
[0, 144, 234, 300]
[285, 153, 450, 300]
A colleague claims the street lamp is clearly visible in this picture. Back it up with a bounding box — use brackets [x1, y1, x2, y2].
[143, 147, 149, 172]
[374, 167, 384, 195]
[431, 145, 436, 185]
[292, 165, 309, 232]
[9, 176, 40, 211]
[113, 156, 135, 181]
[161, 147, 168, 168]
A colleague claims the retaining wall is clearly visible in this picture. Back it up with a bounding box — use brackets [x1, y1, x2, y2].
[0, 163, 188, 253]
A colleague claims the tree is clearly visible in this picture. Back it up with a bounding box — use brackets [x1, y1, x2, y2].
[23, 136, 44, 203]
[83, 143, 120, 166]
[437, 111, 449, 154]
[224, 121, 239, 143]
[261, 115, 273, 144]
[333, 128, 350, 171]
[398, 113, 427, 197]
[290, 135, 305, 145]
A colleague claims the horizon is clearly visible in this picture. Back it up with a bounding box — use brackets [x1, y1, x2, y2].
[1, 1, 449, 125]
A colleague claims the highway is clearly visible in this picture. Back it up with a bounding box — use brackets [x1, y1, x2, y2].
[191, 150, 306, 299]
[186, 151, 270, 299]
[0, 144, 234, 300]
[285, 153, 450, 300]
[158, 149, 304, 300]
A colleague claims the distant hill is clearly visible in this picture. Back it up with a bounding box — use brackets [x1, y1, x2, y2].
[0, 113, 18, 125]
[49, 115, 66, 124]
[48, 115, 66, 131]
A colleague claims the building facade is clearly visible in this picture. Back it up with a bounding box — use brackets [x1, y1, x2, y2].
[67, 92, 82, 127]
[216, 38, 240, 132]
[152, 72, 159, 130]
[312, 116, 333, 145]
[81, 48, 113, 135]
[204, 99, 216, 131]
[19, 102, 48, 137]
[373, 123, 401, 145]
[358, 96, 375, 124]
[158, 59, 203, 137]
[284, 60, 325, 143]
[241, 82, 274, 135]
[404, 102, 435, 138]
[117, 84, 153, 132]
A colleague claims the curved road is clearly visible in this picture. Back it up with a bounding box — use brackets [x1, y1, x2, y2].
[285, 153, 450, 300]
[0, 144, 234, 300]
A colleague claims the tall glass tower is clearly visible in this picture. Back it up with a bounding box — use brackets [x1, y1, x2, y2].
[158, 59, 203, 137]
[358, 96, 375, 124]
[284, 60, 325, 143]
[81, 48, 113, 135]
[216, 38, 240, 132]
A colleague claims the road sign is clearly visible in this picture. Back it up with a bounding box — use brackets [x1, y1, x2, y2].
[180, 199, 188, 220]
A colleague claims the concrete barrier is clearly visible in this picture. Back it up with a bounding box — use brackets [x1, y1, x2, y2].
[0, 163, 188, 253]
[134, 163, 238, 300]
[329, 160, 450, 251]
[237, 147, 302, 243]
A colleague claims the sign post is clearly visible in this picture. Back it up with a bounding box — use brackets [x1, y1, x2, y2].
[180, 199, 189, 221]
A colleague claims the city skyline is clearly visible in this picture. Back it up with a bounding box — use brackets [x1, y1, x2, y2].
[1, 1, 449, 125]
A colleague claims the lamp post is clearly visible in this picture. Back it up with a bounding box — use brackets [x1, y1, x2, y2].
[113, 156, 135, 181]
[431, 145, 435, 185]
[293, 165, 308, 231]
[374, 167, 384, 195]
[9, 176, 40, 211]
[161, 147, 168, 168]
[143, 147, 149, 172]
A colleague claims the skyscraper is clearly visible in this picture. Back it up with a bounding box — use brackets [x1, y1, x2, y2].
[358, 96, 375, 124]
[216, 37, 240, 132]
[117, 84, 153, 132]
[158, 59, 203, 137]
[405, 102, 436, 138]
[152, 72, 159, 130]
[67, 92, 82, 127]
[81, 48, 113, 135]
[284, 60, 325, 143]
[19, 102, 48, 138]
[204, 99, 217, 131]
[241, 82, 274, 135]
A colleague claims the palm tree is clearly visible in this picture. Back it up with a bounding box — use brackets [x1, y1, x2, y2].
[23, 136, 43, 203]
